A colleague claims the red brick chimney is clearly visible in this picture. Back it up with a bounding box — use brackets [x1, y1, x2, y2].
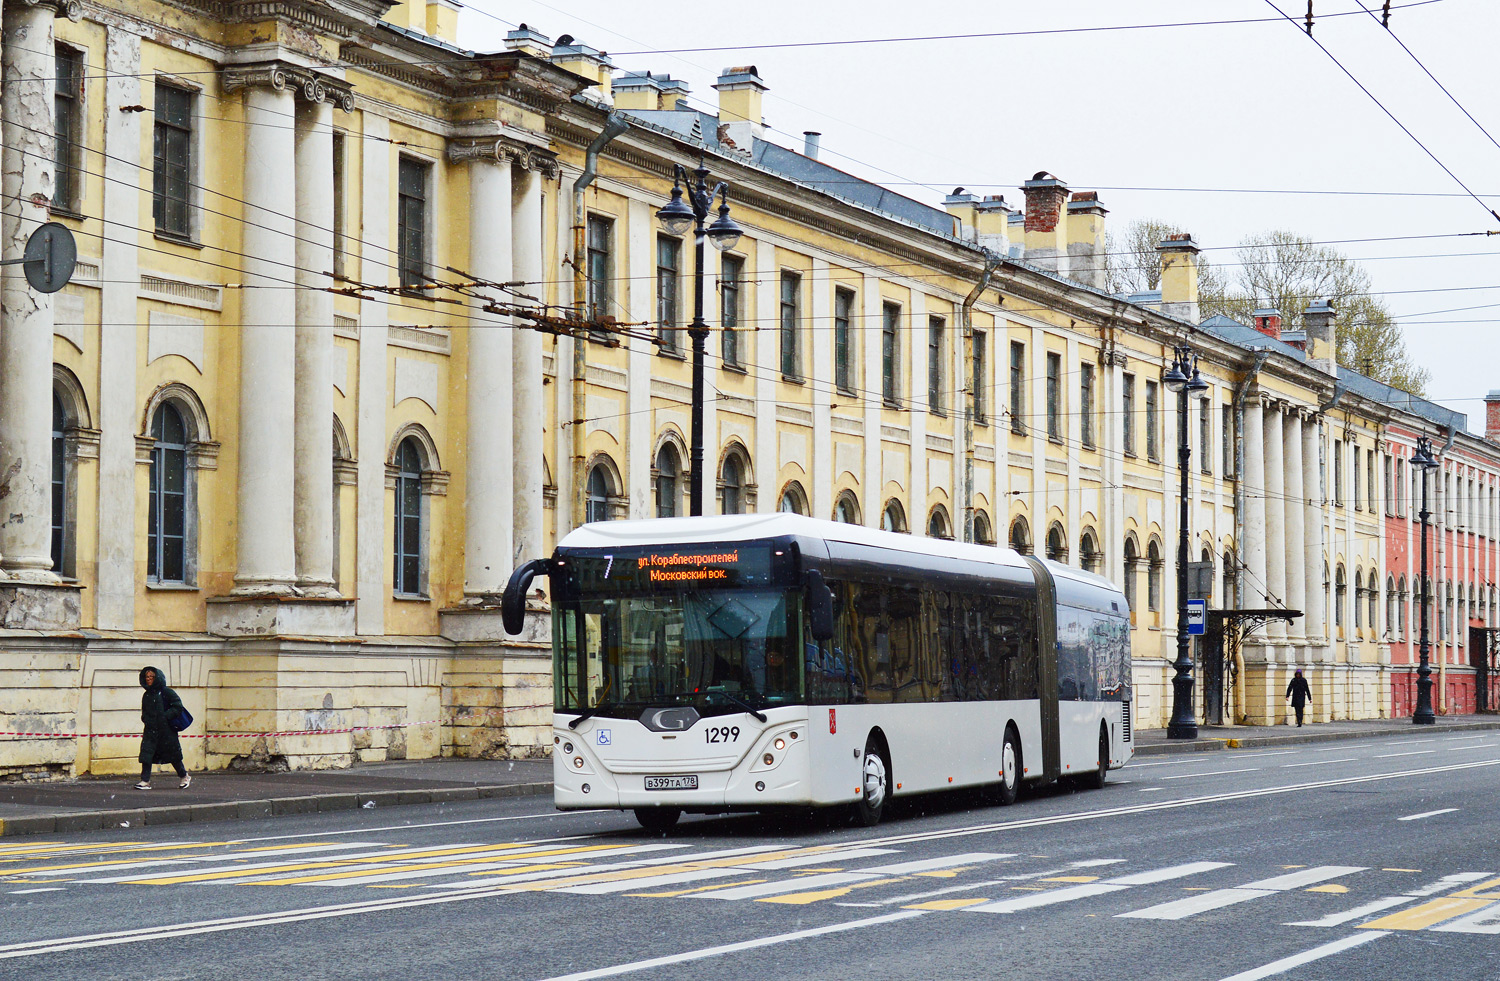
[1486, 390, 1500, 441]
[1252, 307, 1282, 340]
[1021, 172, 1069, 275]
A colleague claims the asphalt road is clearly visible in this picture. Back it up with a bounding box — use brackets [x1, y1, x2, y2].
[2, 728, 1498, 981]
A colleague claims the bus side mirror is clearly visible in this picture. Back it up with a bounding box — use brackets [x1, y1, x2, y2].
[502, 559, 550, 635]
[806, 569, 834, 642]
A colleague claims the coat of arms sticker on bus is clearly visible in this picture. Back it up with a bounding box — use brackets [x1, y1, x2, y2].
[829, 709, 836, 734]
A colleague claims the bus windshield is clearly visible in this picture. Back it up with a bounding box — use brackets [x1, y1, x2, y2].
[555, 588, 804, 718]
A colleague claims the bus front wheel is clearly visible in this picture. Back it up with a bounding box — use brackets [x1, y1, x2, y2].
[851, 742, 889, 826]
[634, 807, 682, 833]
[1083, 725, 1109, 790]
[988, 728, 1021, 807]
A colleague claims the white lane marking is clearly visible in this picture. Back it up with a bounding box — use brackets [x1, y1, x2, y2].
[1397, 808, 1459, 822]
[739, 847, 899, 870]
[1281, 758, 1358, 768]
[1215, 931, 1389, 981]
[1380, 739, 1435, 746]
[1406, 872, 1494, 897]
[1218, 751, 1297, 760]
[1375, 750, 1436, 759]
[1124, 758, 1203, 768]
[875, 859, 1112, 906]
[427, 845, 791, 891]
[1433, 901, 1500, 935]
[1120, 866, 1364, 919]
[1105, 861, 1234, 885]
[965, 882, 1128, 913]
[1240, 866, 1367, 890]
[860, 853, 1010, 876]
[7, 888, 64, 895]
[1287, 896, 1416, 927]
[1162, 767, 1261, 780]
[562, 869, 755, 896]
[306, 844, 686, 888]
[18, 843, 383, 878]
[691, 872, 880, 901]
[1138, 787, 1166, 792]
[529, 910, 928, 981]
[226, 809, 603, 843]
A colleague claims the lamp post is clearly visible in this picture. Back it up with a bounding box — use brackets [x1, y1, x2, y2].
[1164, 344, 1209, 739]
[1411, 436, 1439, 724]
[656, 161, 742, 516]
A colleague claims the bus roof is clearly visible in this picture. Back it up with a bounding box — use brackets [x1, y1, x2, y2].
[557, 514, 1033, 571]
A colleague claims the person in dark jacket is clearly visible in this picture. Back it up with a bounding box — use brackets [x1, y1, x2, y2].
[1285, 668, 1312, 727]
[137, 665, 190, 790]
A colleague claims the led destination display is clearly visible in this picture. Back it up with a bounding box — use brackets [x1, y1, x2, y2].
[564, 543, 781, 592]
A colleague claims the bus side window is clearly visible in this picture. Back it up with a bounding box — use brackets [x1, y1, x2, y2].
[887, 585, 922, 703]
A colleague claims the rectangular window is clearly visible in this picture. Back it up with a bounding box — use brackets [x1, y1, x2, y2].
[1333, 440, 1344, 504]
[1080, 362, 1095, 448]
[1122, 373, 1135, 456]
[1395, 458, 1405, 516]
[396, 156, 430, 290]
[54, 46, 82, 214]
[585, 215, 613, 323]
[1010, 342, 1026, 434]
[1385, 455, 1394, 516]
[881, 303, 901, 405]
[152, 82, 193, 238]
[780, 271, 802, 379]
[972, 330, 988, 424]
[331, 132, 348, 279]
[1145, 380, 1160, 461]
[1222, 404, 1234, 477]
[656, 236, 681, 352]
[720, 254, 742, 368]
[834, 288, 855, 392]
[928, 316, 946, 414]
[1354, 447, 1362, 510]
[1045, 352, 1061, 440]
[1199, 399, 1211, 474]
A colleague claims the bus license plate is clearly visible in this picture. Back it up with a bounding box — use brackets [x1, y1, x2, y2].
[644, 775, 698, 791]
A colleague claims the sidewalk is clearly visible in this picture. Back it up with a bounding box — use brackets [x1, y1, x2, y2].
[1133, 715, 1500, 755]
[0, 757, 553, 838]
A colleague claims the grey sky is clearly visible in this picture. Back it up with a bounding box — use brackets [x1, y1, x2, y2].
[458, 0, 1500, 429]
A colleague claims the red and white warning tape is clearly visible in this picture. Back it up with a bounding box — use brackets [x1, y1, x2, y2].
[0, 720, 442, 740]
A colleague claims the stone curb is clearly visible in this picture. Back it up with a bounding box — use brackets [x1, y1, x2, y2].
[1132, 719, 1500, 756]
[0, 780, 553, 838]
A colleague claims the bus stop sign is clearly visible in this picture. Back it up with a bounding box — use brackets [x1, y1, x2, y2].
[1186, 599, 1206, 636]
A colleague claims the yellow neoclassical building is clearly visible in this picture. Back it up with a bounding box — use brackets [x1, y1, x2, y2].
[0, 0, 1464, 779]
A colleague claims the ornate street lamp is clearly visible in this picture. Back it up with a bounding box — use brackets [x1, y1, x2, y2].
[1165, 344, 1210, 739]
[657, 161, 742, 516]
[1410, 435, 1439, 724]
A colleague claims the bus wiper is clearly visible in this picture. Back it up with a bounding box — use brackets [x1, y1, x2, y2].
[711, 690, 767, 722]
[566, 700, 616, 729]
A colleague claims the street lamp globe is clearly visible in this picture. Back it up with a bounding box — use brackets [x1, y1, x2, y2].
[1411, 437, 1438, 470]
[1163, 358, 1189, 393]
[1187, 364, 1210, 398]
[706, 205, 742, 251]
[656, 186, 694, 237]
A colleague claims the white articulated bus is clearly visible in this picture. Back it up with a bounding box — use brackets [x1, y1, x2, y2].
[502, 514, 1133, 831]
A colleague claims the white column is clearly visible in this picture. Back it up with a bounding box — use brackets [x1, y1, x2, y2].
[753, 238, 777, 513]
[861, 274, 882, 527]
[293, 97, 337, 595]
[463, 153, 514, 595]
[1303, 417, 1326, 643]
[235, 84, 299, 593]
[511, 164, 546, 566]
[0, 2, 59, 580]
[1283, 410, 1306, 640]
[1264, 403, 1287, 641]
[1242, 399, 1268, 608]
[355, 114, 391, 633]
[809, 257, 832, 522]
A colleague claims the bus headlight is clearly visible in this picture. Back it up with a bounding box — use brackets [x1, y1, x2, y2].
[774, 737, 786, 751]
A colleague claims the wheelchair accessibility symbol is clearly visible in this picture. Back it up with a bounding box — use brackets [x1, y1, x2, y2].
[597, 729, 612, 746]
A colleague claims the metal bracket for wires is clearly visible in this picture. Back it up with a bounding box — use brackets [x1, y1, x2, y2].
[0, 222, 77, 293]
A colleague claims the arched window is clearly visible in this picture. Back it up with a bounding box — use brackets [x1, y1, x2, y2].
[654, 443, 680, 518]
[881, 498, 907, 533]
[1123, 536, 1140, 622]
[720, 452, 747, 515]
[927, 505, 952, 540]
[393, 437, 425, 594]
[1079, 529, 1101, 574]
[1334, 565, 1346, 629]
[50, 392, 67, 576]
[974, 511, 995, 546]
[1200, 547, 1215, 605]
[1223, 549, 1236, 609]
[1009, 515, 1031, 555]
[1353, 570, 1364, 628]
[1146, 540, 1163, 613]
[833, 490, 860, 525]
[778, 481, 809, 516]
[586, 463, 613, 524]
[148, 403, 189, 583]
[1444, 582, 1454, 642]
[1370, 572, 1380, 634]
[1387, 576, 1397, 639]
[1046, 523, 1067, 562]
[51, 367, 92, 579]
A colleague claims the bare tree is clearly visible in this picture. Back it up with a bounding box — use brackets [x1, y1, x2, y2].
[1106, 218, 1225, 299]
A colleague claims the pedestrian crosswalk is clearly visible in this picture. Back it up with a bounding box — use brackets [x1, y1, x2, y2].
[1, 835, 1496, 937]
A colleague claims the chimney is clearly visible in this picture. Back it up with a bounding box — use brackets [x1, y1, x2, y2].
[425, 0, 461, 42]
[656, 76, 690, 110]
[1066, 191, 1107, 290]
[551, 36, 614, 103]
[1486, 391, 1500, 442]
[1156, 233, 1201, 323]
[974, 195, 1012, 255]
[803, 131, 821, 160]
[504, 23, 553, 58]
[1302, 298, 1337, 375]
[613, 70, 663, 111]
[1252, 307, 1283, 340]
[714, 66, 767, 149]
[944, 188, 978, 241]
[1021, 172, 1070, 276]
[383, 0, 428, 32]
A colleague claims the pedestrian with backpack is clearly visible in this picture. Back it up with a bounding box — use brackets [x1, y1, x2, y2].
[137, 665, 191, 790]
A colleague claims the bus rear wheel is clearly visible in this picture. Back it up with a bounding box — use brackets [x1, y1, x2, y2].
[986, 728, 1021, 807]
[634, 807, 682, 833]
[851, 742, 889, 827]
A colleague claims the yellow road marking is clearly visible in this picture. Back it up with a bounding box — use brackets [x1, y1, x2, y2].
[904, 898, 989, 911]
[240, 845, 631, 887]
[1281, 865, 1306, 869]
[120, 842, 579, 885]
[1041, 876, 1100, 883]
[1010, 886, 1046, 891]
[1308, 884, 1349, 894]
[915, 869, 966, 878]
[490, 845, 864, 894]
[757, 876, 915, 906]
[1362, 897, 1492, 931]
[468, 863, 588, 877]
[626, 879, 769, 898]
[1450, 877, 1500, 899]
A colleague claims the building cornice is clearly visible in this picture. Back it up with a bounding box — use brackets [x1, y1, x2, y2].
[222, 60, 355, 112]
[447, 137, 559, 178]
[169, 0, 394, 35]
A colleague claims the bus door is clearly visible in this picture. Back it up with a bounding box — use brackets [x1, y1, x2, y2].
[1024, 558, 1062, 782]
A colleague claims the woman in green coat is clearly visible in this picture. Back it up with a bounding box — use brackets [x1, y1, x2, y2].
[137, 665, 190, 790]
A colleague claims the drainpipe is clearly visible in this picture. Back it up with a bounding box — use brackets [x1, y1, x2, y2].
[960, 248, 1003, 542]
[570, 112, 630, 529]
[1434, 425, 1457, 712]
[1231, 350, 1271, 721]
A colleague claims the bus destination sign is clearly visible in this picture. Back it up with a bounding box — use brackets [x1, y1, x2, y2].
[567, 544, 778, 592]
